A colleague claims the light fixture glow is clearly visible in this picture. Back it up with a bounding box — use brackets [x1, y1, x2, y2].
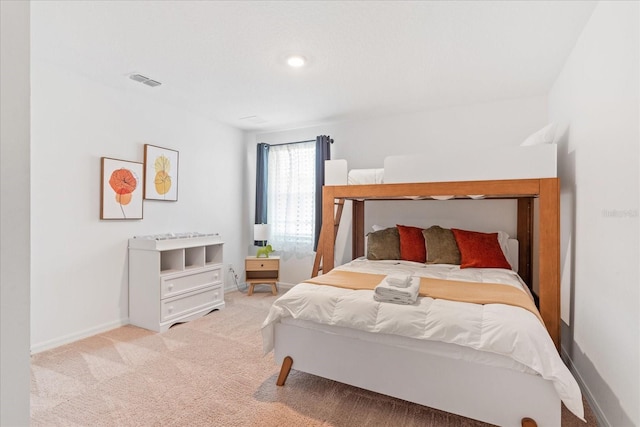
[286, 55, 306, 68]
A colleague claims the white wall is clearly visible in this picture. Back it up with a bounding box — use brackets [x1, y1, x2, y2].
[549, 2, 639, 426]
[247, 96, 548, 284]
[0, 1, 31, 424]
[30, 58, 246, 352]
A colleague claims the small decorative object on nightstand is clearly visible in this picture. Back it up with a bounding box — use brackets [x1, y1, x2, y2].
[245, 255, 279, 296]
[256, 244, 274, 258]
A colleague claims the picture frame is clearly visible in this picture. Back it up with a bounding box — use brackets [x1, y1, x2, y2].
[144, 144, 179, 201]
[100, 157, 144, 220]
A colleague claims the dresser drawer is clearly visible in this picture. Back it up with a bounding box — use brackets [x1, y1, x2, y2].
[246, 259, 279, 271]
[161, 285, 223, 322]
[161, 268, 221, 299]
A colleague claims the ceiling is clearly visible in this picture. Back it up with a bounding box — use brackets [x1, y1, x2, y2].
[31, 1, 597, 132]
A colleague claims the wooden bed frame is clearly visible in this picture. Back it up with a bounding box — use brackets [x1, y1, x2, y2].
[320, 178, 560, 348]
[274, 178, 562, 427]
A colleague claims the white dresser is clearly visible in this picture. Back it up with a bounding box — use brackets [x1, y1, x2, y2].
[128, 234, 224, 332]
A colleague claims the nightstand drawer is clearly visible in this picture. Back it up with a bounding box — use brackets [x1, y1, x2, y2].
[246, 259, 279, 271]
[161, 268, 221, 299]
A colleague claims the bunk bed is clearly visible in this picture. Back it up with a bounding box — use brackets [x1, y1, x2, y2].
[262, 146, 582, 427]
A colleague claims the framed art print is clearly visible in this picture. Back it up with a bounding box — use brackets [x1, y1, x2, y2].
[100, 157, 143, 220]
[144, 144, 179, 201]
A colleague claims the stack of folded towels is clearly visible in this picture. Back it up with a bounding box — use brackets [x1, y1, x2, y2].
[374, 273, 420, 305]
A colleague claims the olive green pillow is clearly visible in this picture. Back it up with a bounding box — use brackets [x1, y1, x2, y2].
[422, 226, 461, 264]
[366, 227, 400, 260]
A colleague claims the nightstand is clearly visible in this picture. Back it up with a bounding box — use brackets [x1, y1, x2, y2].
[245, 256, 280, 296]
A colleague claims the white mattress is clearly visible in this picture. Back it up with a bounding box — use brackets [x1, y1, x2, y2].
[347, 168, 384, 185]
[262, 260, 583, 419]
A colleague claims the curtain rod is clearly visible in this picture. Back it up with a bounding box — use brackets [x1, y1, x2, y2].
[260, 137, 334, 147]
[260, 139, 314, 147]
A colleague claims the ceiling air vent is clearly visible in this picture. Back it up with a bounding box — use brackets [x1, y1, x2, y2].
[129, 73, 162, 87]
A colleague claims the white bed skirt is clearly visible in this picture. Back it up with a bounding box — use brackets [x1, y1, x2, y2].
[274, 321, 561, 427]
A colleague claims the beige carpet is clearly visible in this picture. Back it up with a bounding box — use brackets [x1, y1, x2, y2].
[31, 288, 597, 426]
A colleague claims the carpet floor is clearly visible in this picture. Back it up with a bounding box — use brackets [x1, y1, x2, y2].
[31, 287, 597, 426]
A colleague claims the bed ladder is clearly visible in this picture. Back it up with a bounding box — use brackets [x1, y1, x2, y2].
[311, 198, 345, 277]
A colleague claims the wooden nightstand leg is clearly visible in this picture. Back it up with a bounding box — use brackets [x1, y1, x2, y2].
[271, 282, 278, 295]
[248, 283, 255, 296]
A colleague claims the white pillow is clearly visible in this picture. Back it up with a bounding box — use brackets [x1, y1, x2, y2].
[520, 123, 557, 146]
[497, 230, 512, 268]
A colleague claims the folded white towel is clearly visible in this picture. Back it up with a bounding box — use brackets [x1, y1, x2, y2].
[385, 273, 411, 288]
[374, 277, 420, 305]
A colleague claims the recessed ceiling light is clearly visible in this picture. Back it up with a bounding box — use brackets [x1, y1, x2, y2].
[286, 55, 307, 68]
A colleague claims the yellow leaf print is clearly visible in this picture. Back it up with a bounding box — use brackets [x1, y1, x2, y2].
[154, 155, 171, 174]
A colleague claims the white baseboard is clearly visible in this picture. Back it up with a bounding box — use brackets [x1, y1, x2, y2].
[276, 282, 295, 290]
[31, 318, 129, 355]
[225, 282, 295, 293]
[225, 283, 241, 292]
[561, 346, 609, 427]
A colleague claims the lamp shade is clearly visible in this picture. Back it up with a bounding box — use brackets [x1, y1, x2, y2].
[254, 223, 270, 242]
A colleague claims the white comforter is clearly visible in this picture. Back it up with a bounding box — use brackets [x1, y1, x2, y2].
[261, 260, 584, 419]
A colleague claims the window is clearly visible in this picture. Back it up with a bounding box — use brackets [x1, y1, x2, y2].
[267, 141, 316, 254]
[255, 135, 331, 257]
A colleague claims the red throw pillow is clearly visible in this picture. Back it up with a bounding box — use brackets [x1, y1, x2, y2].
[451, 228, 511, 269]
[396, 224, 426, 263]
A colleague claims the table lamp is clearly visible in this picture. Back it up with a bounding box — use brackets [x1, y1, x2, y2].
[254, 224, 271, 256]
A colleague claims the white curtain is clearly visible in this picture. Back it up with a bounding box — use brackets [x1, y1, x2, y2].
[267, 141, 316, 258]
